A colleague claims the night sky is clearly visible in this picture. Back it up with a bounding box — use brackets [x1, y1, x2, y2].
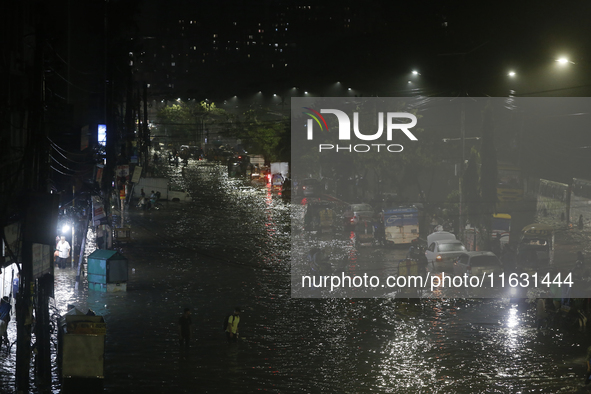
[134, 0, 591, 99]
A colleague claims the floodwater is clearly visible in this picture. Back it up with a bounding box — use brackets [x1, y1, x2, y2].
[1, 160, 589, 393]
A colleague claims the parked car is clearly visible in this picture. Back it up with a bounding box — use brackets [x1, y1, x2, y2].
[453, 251, 503, 277]
[427, 231, 456, 245]
[168, 186, 192, 202]
[300, 178, 322, 197]
[425, 240, 467, 271]
[343, 203, 374, 228]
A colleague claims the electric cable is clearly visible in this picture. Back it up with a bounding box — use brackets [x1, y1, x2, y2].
[46, 67, 100, 94]
[46, 43, 95, 76]
[47, 136, 96, 158]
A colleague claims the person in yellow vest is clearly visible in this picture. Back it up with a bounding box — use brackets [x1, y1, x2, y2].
[319, 207, 335, 228]
[226, 307, 241, 343]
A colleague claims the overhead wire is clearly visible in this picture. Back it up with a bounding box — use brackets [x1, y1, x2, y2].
[46, 43, 95, 76]
[48, 136, 96, 158]
[50, 165, 76, 176]
[46, 66, 100, 94]
[49, 154, 86, 173]
[50, 143, 95, 164]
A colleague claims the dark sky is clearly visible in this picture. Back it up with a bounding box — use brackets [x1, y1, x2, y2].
[133, 0, 591, 98]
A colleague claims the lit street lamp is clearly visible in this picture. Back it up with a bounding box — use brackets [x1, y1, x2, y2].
[556, 57, 574, 65]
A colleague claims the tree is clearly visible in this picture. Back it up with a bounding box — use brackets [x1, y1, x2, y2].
[156, 100, 230, 143]
[222, 108, 288, 162]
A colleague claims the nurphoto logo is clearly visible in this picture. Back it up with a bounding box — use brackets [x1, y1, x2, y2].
[303, 108, 418, 153]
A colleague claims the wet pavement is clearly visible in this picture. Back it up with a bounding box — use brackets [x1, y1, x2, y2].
[2, 160, 591, 393]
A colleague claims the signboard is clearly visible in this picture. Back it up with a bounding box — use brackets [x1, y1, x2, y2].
[131, 166, 142, 183]
[116, 165, 130, 178]
[96, 165, 104, 183]
[32, 243, 51, 278]
[98, 124, 106, 147]
[2, 222, 22, 261]
[92, 196, 106, 226]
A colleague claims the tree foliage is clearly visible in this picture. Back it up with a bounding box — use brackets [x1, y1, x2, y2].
[156, 100, 230, 142]
[460, 105, 499, 248]
[220, 108, 289, 162]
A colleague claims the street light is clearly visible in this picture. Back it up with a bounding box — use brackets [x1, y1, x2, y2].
[508, 71, 516, 77]
[556, 57, 574, 65]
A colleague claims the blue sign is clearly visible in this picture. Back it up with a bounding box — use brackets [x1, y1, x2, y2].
[98, 124, 107, 146]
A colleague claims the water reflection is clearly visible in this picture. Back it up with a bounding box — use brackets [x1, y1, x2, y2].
[29, 161, 585, 393]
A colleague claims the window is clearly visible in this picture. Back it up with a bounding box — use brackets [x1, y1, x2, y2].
[438, 243, 466, 252]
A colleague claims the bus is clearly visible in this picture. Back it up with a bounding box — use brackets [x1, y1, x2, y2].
[383, 206, 420, 245]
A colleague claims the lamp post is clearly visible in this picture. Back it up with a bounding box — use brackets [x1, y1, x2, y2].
[442, 135, 481, 234]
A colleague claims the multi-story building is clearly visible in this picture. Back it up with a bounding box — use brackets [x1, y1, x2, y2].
[134, 0, 387, 100]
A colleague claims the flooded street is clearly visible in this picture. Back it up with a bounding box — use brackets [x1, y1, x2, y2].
[44, 161, 589, 393]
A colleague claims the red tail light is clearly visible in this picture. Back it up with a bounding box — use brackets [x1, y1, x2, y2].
[436, 255, 443, 262]
[267, 174, 271, 182]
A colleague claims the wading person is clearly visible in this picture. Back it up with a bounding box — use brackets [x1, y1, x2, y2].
[178, 308, 192, 348]
[225, 307, 241, 344]
[0, 297, 11, 350]
[56, 236, 71, 269]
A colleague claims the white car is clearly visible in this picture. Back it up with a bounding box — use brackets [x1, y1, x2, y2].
[453, 251, 503, 277]
[425, 240, 467, 271]
[168, 187, 192, 202]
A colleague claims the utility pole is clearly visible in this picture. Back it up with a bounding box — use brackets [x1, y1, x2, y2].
[459, 102, 465, 236]
[137, 87, 143, 166]
[143, 83, 149, 164]
[16, 4, 44, 389]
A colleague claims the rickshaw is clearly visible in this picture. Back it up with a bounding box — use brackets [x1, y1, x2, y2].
[516, 223, 554, 270]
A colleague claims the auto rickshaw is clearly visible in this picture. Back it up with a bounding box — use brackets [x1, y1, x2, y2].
[516, 223, 554, 271]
